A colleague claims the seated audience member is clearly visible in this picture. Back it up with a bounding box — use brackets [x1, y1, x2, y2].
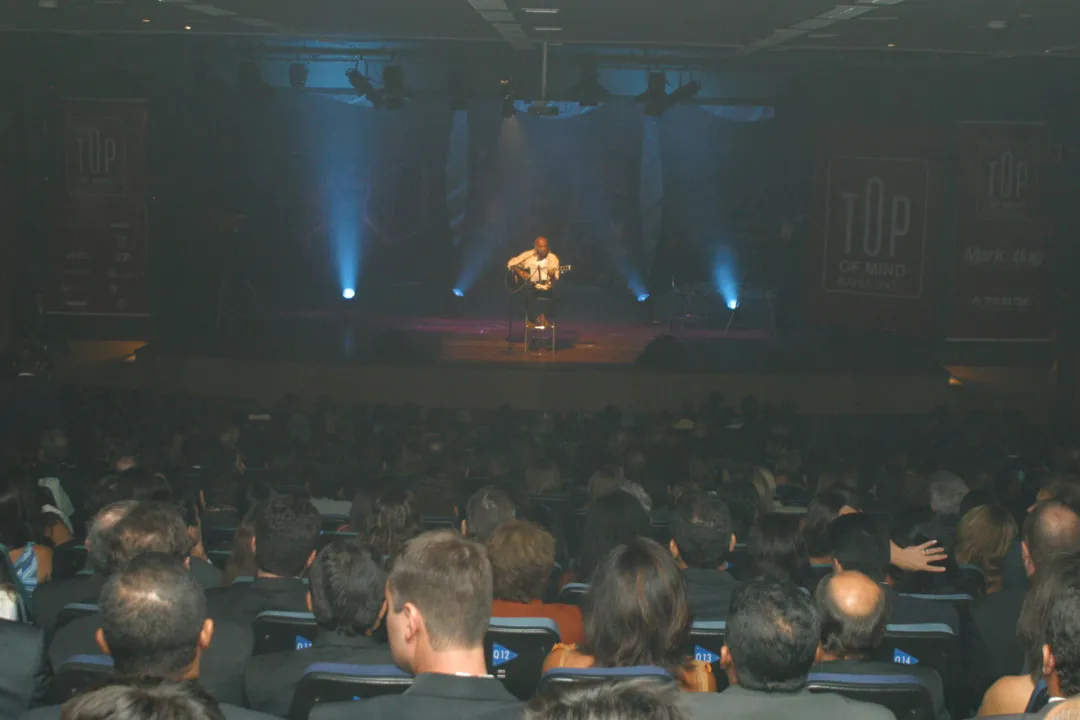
[56, 680, 234, 720]
[587, 467, 625, 505]
[199, 472, 242, 540]
[0, 480, 53, 594]
[178, 494, 223, 591]
[802, 491, 858, 566]
[23, 555, 269, 720]
[36, 428, 77, 522]
[1027, 552, 1080, 710]
[206, 495, 321, 625]
[955, 504, 1017, 595]
[244, 540, 392, 717]
[524, 677, 684, 720]
[681, 581, 893, 720]
[887, 506, 972, 596]
[0, 561, 48, 717]
[926, 471, 969, 549]
[34, 500, 136, 635]
[829, 513, 959, 633]
[571, 490, 652, 584]
[463, 486, 517, 543]
[222, 506, 259, 586]
[668, 492, 737, 620]
[311, 531, 521, 720]
[525, 459, 562, 498]
[978, 547, 1080, 716]
[746, 513, 810, 587]
[814, 571, 948, 720]
[488, 520, 583, 643]
[544, 538, 717, 692]
[50, 503, 253, 705]
[364, 489, 423, 568]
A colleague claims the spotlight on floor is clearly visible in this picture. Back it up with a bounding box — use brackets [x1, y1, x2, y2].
[342, 288, 356, 300]
[637, 293, 651, 303]
[452, 288, 465, 298]
[726, 297, 739, 310]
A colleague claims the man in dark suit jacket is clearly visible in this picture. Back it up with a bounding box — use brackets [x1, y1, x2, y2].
[33, 501, 135, 636]
[813, 571, 948, 720]
[669, 492, 738, 621]
[310, 531, 520, 720]
[829, 514, 959, 634]
[21, 557, 271, 720]
[683, 580, 892, 720]
[206, 496, 321, 627]
[48, 502, 252, 704]
[244, 540, 392, 716]
[0, 619, 49, 717]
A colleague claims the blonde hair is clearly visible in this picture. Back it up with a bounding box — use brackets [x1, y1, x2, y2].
[751, 467, 777, 513]
[955, 505, 1018, 593]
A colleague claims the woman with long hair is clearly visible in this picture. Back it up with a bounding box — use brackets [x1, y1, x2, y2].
[746, 513, 809, 587]
[572, 490, 652, 583]
[364, 488, 423, 567]
[956, 504, 1018, 595]
[543, 538, 716, 691]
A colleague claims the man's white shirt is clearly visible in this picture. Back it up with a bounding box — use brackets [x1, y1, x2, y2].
[507, 250, 561, 291]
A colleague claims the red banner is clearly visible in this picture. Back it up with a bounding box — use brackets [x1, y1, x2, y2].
[46, 99, 149, 316]
[948, 122, 1051, 342]
[807, 128, 943, 333]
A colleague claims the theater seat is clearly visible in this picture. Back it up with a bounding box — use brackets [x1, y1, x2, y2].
[538, 666, 675, 693]
[879, 623, 960, 715]
[897, 592, 974, 614]
[52, 655, 114, 703]
[484, 617, 561, 699]
[56, 602, 98, 631]
[317, 531, 358, 550]
[320, 516, 349, 533]
[207, 549, 231, 570]
[557, 583, 589, 607]
[289, 663, 413, 720]
[687, 621, 729, 691]
[808, 671, 935, 720]
[727, 544, 749, 580]
[253, 611, 319, 655]
[421, 516, 457, 532]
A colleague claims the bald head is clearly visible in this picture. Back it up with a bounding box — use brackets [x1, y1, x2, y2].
[1024, 501, 1080, 574]
[815, 571, 890, 660]
[534, 236, 549, 258]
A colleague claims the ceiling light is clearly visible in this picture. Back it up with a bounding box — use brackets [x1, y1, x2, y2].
[888, 43, 896, 47]
[142, 17, 150, 22]
[183, 24, 191, 29]
[522, 7, 559, 12]
[987, 20, 1006, 29]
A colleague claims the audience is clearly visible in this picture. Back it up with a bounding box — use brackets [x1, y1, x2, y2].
[0, 559, 48, 717]
[746, 513, 809, 587]
[57, 680, 229, 720]
[488, 520, 584, 643]
[572, 491, 651, 583]
[525, 677, 684, 720]
[364, 488, 423, 567]
[311, 531, 521, 720]
[544, 538, 716, 692]
[0, 480, 53, 593]
[668, 492, 737, 620]
[683, 580, 893, 720]
[814, 571, 948, 719]
[244, 540, 391, 716]
[801, 491, 857, 566]
[955, 504, 1018, 595]
[464, 485, 517, 543]
[206, 495, 321, 625]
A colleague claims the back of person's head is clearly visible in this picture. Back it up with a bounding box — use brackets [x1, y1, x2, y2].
[725, 580, 820, 692]
[365, 488, 422, 565]
[385, 530, 491, 672]
[525, 459, 562, 497]
[751, 467, 777, 514]
[670, 492, 734, 569]
[583, 538, 691, 673]
[106, 502, 192, 576]
[200, 472, 242, 511]
[465, 485, 517, 543]
[1040, 552, 1080, 697]
[955, 504, 1018, 589]
[308, 540, 386, 636]
[523, 677, 685, 720]
[60, 680, 225, 720]
[928, 472, 968, 516]
[747, 513, 808, 586]
[1024, 501, 1080, 573]
[254, 494, 321, 577]
[588, 467, 624, 504]
[87, 501, 138, 574]
[577, 490, 652, 581]
[814, 571, 890, 660]
[801, 492, 854, 559]
[40, 428, 70, 463]
[487, 520, 555, 603]
[98, 553, 210, 678]
[829, 513, 890, 582]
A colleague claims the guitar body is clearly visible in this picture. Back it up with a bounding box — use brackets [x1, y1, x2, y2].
[506, 264, 572, 294]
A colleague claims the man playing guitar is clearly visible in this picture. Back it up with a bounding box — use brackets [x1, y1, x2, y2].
[507, 236, 562, 328]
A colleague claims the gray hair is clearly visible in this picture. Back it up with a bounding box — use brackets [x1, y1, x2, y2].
[87, 501, 138, 573]
[929, 472, 968, 516]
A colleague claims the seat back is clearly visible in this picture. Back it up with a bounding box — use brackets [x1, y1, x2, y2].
[538, 666, 675, 693]
[52, 655, 114, 703]
[317, 531, 358, 550]
[253, 611, 319, 655]
[202, 524, 238, 552]
[808, 671, 936, 720]
[56, 602, 98, 631]
[650, 522, 673, 546]
[896, 592, 974, 614]
[484, 617, 561, 699]
[320, 515, 349, 533]
[878, 623, 959, 713]
[421, 516, 458, 532]
[289, 663, 412, 720]
[687, 621, 729, 691]
[727, 543, 749, 579]
[557, 583, 589, 608]
[207, 549, 231, 570]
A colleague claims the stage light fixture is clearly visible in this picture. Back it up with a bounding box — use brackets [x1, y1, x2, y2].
[637, 293, 651, 303]
[727, 298, 739, 310]
[346, 66, 384, 106]
[453, 288, 465, 298]
[342, 288, 356, 300]
[289, 63, 308, 89]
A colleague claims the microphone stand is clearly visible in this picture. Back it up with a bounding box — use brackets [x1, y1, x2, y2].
[505, 251, 538, 355]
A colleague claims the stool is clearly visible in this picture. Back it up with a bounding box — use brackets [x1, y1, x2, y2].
[524, 316, 556, 354]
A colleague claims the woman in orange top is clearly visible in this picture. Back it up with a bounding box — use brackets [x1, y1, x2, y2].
[542, 537, 716, 692]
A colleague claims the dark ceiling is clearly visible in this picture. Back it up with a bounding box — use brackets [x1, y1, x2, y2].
[2, 0, 1079, 59]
